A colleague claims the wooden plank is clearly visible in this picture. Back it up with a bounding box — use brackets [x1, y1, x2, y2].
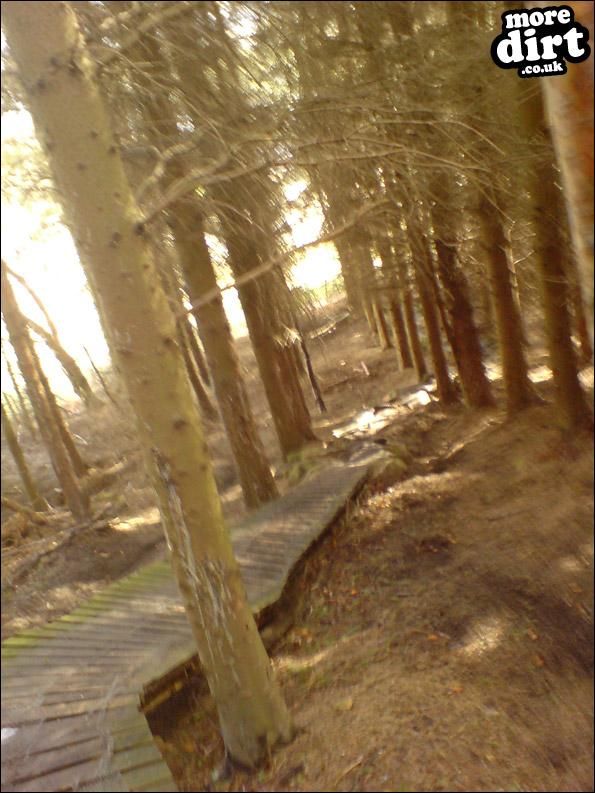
[1, 711, 148, 757]
[1, 727, 152, 786]
[2, 461, 369, 793]
[4, 741, 164, 792]
[2, 694, 137, 725]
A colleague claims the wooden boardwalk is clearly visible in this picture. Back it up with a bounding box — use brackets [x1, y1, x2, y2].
[1, 461, 369, 792]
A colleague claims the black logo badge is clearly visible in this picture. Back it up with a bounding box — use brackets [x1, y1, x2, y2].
[491, 5, 591, 77]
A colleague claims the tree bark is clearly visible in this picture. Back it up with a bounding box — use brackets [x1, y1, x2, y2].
[3, 3, 292, 767]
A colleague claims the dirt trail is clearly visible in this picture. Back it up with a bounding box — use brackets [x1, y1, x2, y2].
[153, 395, 594, 793]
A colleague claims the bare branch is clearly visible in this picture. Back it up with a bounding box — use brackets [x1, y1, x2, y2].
[94, 2, 196, 69]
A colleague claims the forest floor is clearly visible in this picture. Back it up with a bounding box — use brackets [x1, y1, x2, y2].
[1, 305, 593, 792]
[1, 299, 419, 637]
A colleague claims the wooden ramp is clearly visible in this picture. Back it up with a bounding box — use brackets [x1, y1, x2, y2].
[1, 461, 369, 792]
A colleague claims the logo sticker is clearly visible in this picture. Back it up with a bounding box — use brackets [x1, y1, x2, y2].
[491, 5, 591, 77]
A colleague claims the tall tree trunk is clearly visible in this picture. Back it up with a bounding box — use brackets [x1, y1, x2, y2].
[355, 232, 381, 337]
[478, 192, 536, 414]
[151, 28, 315, 464]
[537, 0, 594, 350]
[4, 1, 291, 767]
[433, 238, 495, 408]
[1, 401, 48, 511]
[1, 261, 89, 519]
[221, 221, 317, 459]
[171, 210, 279, 508]
[520, 90, 592, 429]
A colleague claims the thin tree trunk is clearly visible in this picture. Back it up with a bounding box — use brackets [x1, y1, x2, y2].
[402, 284, 428, 381]
[83, 346, 120, 410]
[160, 266, 218, 422]
[178, 315, 218, 422]
[26, 316, 98, 405]
[2, 392, 20, 427]
[1, 261, 89, 520]
[407, 212, 458, 403]
[387, 295, 413, 369]
[4, 350, 38, 439]
[357, 236, 381, 338]
[1, 401, 49, 511]
[376, 233, 413, 366]
[6, 265, 98, 405]
[184, 316, 211, 386]
[3, 1, 291, 767]
[298, 328, 327, 413]
[372, 298, 393, 350]
[32, 349, 90, 477]
[413, 263, 459, 405]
